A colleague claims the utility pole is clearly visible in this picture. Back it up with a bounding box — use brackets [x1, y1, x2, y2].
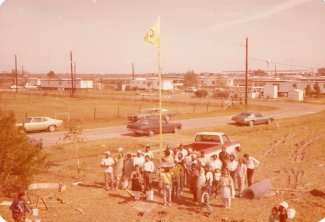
[275, 65, 277, 78]
[22, 66, 24, 76]
[74, 62, 76, 96]
[70, 51, 74, 97]
[245, 37, 248, 105]
[132, 62, 135, 80]
[15, 54, 18, 93]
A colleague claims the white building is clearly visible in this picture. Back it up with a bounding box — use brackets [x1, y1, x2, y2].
[199, 76, 234, 88]
[131, 78, 174, 91]
[264, 78, 325, 96]
[288, 89, 304, 101]
[27, 78, 41, 87]
[40, 79, 93, 89]
[264, 85, 278, 99]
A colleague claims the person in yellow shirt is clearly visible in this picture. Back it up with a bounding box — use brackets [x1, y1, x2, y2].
[160, 167, 173, 206]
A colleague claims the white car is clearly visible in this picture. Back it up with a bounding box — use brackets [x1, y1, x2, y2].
[16, 117, 63, 132]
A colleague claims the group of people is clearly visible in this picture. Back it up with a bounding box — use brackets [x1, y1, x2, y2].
[100, 143, 261, 214]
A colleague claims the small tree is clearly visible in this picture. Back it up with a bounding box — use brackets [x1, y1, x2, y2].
[252, 69, 267, 76]
[0, 111, 46, 195]
[313, 82, 321, 97]
[184, 70, 198, 87]
[305, 84, 314, 97]
[47, 71, 57, 79]
[317, 68, 325, 76]
[61, 120, 83, 179]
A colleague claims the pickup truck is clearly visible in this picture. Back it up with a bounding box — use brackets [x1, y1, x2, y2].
[184, 132, 240, 158]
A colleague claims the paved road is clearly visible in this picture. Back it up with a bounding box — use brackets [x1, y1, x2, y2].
[29, 101, 325, 147]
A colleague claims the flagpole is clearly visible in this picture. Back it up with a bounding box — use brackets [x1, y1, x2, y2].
[157, 16, 163, 158]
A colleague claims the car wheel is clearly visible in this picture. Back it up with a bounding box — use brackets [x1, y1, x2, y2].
[249, 121, 254, 127]
[148, 130, 154, 137]
[48, 125, 56, 132]
[267, 119, 271, 124]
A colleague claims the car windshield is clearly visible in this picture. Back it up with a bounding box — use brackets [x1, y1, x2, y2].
[240, 112, 252, 116]
[195, 135, 221, 143]
[142, 110, 155, 114]
[24, 118, 32, 123]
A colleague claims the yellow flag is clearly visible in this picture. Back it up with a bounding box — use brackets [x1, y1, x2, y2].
[144, 20, 160, 47]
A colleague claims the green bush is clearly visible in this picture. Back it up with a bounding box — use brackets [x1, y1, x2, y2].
[0, 111, 46, 195]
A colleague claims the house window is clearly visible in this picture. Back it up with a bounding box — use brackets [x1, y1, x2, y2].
[292, 83, 297, 88]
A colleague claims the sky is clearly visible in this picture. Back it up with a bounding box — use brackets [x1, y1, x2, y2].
[0, 0, 324, 74]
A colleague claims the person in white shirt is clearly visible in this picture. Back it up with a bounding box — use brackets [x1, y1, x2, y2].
[177, 143, 188, 158]
[101, 151, 115, 190]
[209, 154, 223, 171]
[199, 150, 209, 168]
[243, 153, 260, 186]
[133, 150, 145, 170]
[196, 169, 206, 204]
[143, 145, 154, 159]
[213, 168, 222, 197]
[235, 158, 247, 197]
[226, 155, 238, 182]
[204, 165, 213, 196]
[143, 155, 155, 191]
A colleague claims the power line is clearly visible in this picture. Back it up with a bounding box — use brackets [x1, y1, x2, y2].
[249, 57, 315, 70]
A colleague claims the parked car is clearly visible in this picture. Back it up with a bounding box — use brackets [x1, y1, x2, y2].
[231, 112, 273, 126]
[127, 108, 177, 122]
[28, 137, 43, 149]
[185, 87, 197, 93]
[127, 117, 182, 136]
[16, 117, 63, 132]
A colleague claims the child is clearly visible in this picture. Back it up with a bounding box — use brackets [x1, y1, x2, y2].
[212, 168, 221, 197]
[200, 186, 212, 216]
[219, 168, 235, 208]
[269, 206, 280, 222]
[279, 202, 288, 222]
[10, 192, 30, 222]
[204, 165, 213, 196]
[161, 167, 173, 206]
[130, 164, 142, 200]
[196, 168, 206, 205]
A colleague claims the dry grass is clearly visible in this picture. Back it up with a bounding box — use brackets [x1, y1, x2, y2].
[0, 92, 275, 129]
[1, 110, 324, 221]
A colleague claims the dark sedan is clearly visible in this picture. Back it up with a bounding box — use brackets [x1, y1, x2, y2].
[127, 118, 182, 136]
[231, 111, 274, 126]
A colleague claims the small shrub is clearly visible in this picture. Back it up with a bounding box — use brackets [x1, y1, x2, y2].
[195, 90, 208, 98]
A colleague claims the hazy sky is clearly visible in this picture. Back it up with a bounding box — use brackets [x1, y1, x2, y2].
[0, 0, 324, 74]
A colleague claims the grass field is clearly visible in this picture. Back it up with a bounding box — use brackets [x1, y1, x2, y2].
[1, 110, 324, 222]
[0, 92, 275, 129]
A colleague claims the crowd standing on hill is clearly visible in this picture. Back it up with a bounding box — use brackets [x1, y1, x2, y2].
[99, 143, 270, 218]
